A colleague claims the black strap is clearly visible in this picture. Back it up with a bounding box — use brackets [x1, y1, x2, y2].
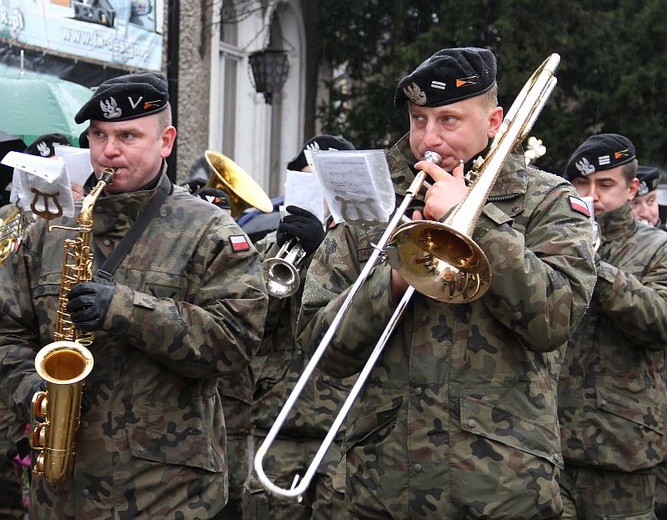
[96, 175, 172, 282]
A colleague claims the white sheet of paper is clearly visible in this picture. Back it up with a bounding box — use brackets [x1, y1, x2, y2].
[307, 149, 395, 225]
[2, 151, 74, 218]
[54, 145, 93, 186]
[1, 151, 65, 183]
[284, 170, 326, 223]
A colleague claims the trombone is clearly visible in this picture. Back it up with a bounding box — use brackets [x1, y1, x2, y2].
[254, 53, 561, 499]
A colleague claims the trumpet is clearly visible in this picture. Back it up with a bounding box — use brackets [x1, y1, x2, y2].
[254, 53, 561, 499]
[262, 238, 307, 299]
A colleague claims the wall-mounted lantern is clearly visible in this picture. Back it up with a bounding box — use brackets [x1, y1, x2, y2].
[248, 49, 289, 105]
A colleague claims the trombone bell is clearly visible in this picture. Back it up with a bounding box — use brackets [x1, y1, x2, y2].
[204, 150, 273, 218]
[387, 221, 491, 303]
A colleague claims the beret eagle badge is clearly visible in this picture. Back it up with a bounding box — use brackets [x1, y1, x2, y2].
[403, 82, 427, 106]
[575, 157, 596, 176]
[100, 97, 122, 120]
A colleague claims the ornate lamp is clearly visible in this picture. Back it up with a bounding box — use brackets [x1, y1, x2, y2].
[248, 49, 290, 105]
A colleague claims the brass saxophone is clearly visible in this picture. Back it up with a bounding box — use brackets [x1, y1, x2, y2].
[30, 168, 115, 486]
[0, 207, 24, 266]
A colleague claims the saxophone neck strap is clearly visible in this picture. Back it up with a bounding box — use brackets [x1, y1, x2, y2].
[96, 174, 172, 282]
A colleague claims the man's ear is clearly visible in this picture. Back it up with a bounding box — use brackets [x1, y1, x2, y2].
[160, 125, 177, 158]
[487, 106, 504, 139]
[627, 177, 640, 200]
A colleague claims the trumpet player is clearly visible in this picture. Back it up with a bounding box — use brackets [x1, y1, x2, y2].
[558, 133, 667, 518]
[244, 135, 356, 520]
[0, 71, 268, 518]
[296, 47, 596, 518]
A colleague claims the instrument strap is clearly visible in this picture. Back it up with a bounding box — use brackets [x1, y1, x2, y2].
[95, 174, 172, 282]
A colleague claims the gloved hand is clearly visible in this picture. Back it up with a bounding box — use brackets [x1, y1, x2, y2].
[276, 205, 325, 256]
[66, 275, 116, 332]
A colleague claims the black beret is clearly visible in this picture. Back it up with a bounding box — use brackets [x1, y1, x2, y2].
[394, 47, 497, 108]
[194, 187, 231, 210]
[636, 165, 660, 196]
[287, 134, 356, 172]
[25, 133, 72, 157]
[75, 71, 169, 124]
[564, 133, 636, 181]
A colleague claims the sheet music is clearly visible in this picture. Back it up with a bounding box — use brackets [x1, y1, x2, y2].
[284, 170, 326, 223]
[2, 151, 75, 218]
[306, 149, 395, 225]
[54, 145, 93, 186]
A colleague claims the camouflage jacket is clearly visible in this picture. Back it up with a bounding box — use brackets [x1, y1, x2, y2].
[297, 136, 597, 519]
[559, 202, 667, 472]
[0, 171, 268, 519]
[251, 231, 353, 440]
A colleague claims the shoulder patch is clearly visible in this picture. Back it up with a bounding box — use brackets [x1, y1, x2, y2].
[569, 196, 591, 218]
[229, 234, 250, 252]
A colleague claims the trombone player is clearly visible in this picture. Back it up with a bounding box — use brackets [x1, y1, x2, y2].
[296, 47, 596, 518]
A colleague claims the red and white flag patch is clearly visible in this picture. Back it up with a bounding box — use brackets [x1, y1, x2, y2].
[229, 234, 250, 252]
[569, 196, 591, 218]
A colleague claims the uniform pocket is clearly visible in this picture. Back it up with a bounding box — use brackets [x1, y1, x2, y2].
[343, 397, 402, 453]
[127, 422, 224, 473]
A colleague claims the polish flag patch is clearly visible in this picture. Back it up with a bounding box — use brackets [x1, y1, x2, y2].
[569, 196, 591, 218]
[229, 234, 250, 252]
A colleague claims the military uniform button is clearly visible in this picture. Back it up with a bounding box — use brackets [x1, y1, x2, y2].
[599, 401, 606, 408]
[210, 457, 216, 466]
[413, 463, 422, 472]
[554, 453, 563, 465]
[81, 421, 89, 429]
[103, 239, 112, 246]
[82, 488, 90, 497]
[467, 419, 477, 428]
[414, 387, 423, 395]
[137, 446, 144, 453]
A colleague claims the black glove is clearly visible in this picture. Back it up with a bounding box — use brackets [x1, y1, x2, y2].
[276, 205, 325, 256]
[66, 275, 116, 332]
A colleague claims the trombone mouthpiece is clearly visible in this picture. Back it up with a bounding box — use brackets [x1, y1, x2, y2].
[423, 151, 442, 165]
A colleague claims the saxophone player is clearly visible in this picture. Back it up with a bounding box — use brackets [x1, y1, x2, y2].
[0, 71, 268, 518]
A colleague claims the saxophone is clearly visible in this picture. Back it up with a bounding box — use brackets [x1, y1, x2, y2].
[0, 207, 24, 266]
[30, 168, 115, 486]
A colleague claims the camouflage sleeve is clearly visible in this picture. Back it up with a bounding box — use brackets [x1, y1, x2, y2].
[594, 243, 667, 347]
[0, 229, 49, 420]
[102, 220, 268, 379]
[296, 223, 398, 378]
[475, 177, 596, 352]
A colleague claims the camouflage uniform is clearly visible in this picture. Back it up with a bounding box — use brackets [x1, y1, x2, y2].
[296, 135, 597, 519]
[0, 203, 29, 518]
[0, 171, 268, 519]
[217, 369, 253, 519]
[243, 231, 350, 520]
[558, 202, 667, 518]
[0, 401, 27, 518]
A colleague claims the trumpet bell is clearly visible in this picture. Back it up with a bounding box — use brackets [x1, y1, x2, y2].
[387, 220, 491, 303]
[204, 150, 273, 218]
[262, 257, 301, 299]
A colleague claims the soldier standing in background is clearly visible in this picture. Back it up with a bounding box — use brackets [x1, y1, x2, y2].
[296, 47, 596, 518]
[631, 164, 665, 229]
[559, 133, 667, 518]
[0, 71, 268, 518]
